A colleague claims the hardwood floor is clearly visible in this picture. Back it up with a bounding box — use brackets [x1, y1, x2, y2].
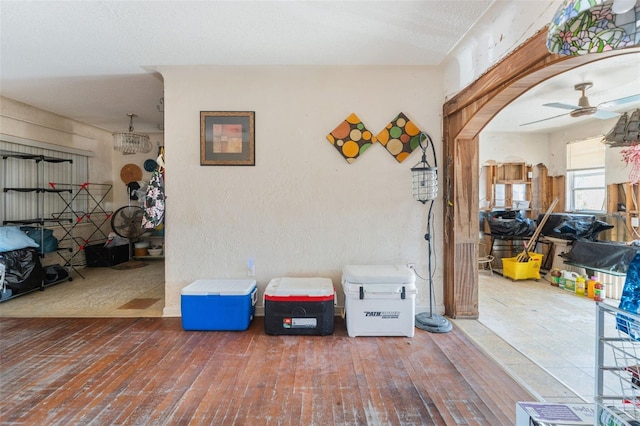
[0, 316, 533, 425]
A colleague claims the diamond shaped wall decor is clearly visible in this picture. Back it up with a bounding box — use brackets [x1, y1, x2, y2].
[326, 113, 376, 164]
[376, 112, 422, 163]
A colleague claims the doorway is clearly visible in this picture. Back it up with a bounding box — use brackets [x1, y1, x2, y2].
[441, 29, 638, 318]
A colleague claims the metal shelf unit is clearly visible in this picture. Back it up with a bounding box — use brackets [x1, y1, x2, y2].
[595, 302, 640, 425]
[1, 151, 74, 287]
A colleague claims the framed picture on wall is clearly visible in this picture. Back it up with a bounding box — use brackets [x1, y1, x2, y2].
[200, 111, 255, 166]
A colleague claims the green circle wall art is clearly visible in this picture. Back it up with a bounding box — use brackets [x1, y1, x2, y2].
[376, 112, 422, 163]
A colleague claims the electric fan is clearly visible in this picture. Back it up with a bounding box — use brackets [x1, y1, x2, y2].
[111, 205, 145, 239]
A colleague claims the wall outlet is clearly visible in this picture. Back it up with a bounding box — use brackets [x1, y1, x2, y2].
[247, 258, 256, 277]
[633, 217, 639, 228]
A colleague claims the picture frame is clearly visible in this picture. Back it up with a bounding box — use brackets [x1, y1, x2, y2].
[200, 111, 255, 166]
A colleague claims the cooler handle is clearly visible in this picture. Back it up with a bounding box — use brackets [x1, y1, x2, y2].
[251, 288, 257, 306]
[358, 288, 409, 298]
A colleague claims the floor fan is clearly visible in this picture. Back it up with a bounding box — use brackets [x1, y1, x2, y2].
[411, 132, 452, 333]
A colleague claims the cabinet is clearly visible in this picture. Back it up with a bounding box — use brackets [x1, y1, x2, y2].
[595, 302, 640, 425]
[608, 182, 640, 241]
[530, 164, 565, 219]
[483, 162, 532, 214]
[2, 151, 74, 285]
[482, 162, 565, 219]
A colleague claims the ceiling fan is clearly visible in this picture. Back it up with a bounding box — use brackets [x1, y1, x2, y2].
[520, 82, 640, 127]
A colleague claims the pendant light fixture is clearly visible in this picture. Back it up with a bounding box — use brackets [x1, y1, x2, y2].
[547, 0, 640, 55]
[113, 113, 152, 155]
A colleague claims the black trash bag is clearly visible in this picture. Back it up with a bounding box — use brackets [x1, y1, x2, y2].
[0, 248, 45, 295]
[553, 219, 613, 241]
[561, 239, 640, 274]
[487, 210, 536, 237]
[44, 264, 69, 285]
[539, 214, 613, 241]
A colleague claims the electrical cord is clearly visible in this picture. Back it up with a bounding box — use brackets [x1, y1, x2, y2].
[409, 199, 437, 310]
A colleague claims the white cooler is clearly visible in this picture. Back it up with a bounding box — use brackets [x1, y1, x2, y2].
[342, 265, 416, 337]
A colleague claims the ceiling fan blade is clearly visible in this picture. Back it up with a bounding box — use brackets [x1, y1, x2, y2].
[520, 112, 571, 126]
[598, 94, 640, 109]
[543, 102, 579, 110]
[593, 109, 620, 120]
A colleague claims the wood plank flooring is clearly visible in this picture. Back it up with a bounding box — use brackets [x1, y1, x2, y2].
[0, 316, 534, 425]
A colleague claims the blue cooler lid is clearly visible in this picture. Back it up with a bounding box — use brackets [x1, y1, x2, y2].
[182, 279, 257, 296]
[342, 265, 415, 285]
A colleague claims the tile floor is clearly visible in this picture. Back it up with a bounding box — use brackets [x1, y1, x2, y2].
[454, 271, 617, 404]
[0, 260, 624, 406]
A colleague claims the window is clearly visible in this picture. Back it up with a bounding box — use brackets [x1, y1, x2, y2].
[566, 138, 605, 212]
[0, 138, 90, 222]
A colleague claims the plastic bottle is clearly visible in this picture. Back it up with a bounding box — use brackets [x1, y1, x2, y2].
[550, 268, 561, 287]
[594, 280, 604, 302]
[563, 271, 578, 292]
[575, 275, 586, 296]
[558, 269, 566, 289]
[587, 276, 597, 299]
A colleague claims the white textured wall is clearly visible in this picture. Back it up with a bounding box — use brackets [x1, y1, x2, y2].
[443, 0, 563, 97]
[160, 66, 444, 316]
[479, 132, 551, 167]
[0, 96, 114, 207]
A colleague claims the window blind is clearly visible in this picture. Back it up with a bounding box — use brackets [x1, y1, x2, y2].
[566, 137, 605, 170]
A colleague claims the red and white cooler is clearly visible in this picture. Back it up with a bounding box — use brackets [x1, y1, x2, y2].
[264, 277, 335, 335]
[342, 265, 416, 337]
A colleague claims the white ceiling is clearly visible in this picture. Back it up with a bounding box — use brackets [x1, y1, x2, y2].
[483, 52, 640, 133]
[1, 0, 638, 136]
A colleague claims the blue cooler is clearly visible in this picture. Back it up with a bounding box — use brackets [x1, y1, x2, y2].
[181, 279, 257, 331]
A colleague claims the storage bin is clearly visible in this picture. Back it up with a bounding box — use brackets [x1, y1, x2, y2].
[502, 253, 544, 281]
[264, 277, 335, 335]
[181, 279, 257, 331]
[342, 265, 416, 337]
[84, 242, 129, 267]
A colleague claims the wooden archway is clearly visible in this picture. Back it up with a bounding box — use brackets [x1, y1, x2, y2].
[442, 28, 638, 318]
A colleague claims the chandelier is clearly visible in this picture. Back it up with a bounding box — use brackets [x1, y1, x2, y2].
[113, 113, 152, 154]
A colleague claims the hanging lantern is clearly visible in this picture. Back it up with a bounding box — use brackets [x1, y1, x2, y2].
[411, 133, 438, 203]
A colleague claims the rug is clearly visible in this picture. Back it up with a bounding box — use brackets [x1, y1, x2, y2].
[111, 260, 149, 270]
[118, 298, 162, 310]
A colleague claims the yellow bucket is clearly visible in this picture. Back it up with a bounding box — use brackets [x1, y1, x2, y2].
[502, 253, 544, 281]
